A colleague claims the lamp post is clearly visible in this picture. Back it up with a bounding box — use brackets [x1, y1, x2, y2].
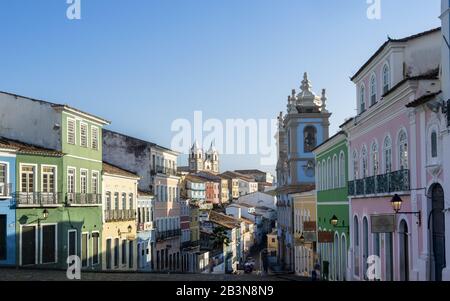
[329, 215, 349, 232]
[390, 194, 422, 226]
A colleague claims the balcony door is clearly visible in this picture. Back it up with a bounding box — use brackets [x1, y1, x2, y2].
[21, 225, 37, 266]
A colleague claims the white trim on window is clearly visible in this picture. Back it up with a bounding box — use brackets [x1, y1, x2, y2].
[81, 231, 90, 268]
[19, 163, 38, 193]
[91, 231, 100, 266]
[40, 165, 58, 194]
[67, 229, 78, 260]
[67, 166, 77, 194]
[79, 122, 89, 148]
[19, 224, 38, 266]
[80, 168, 89, 194]
[91, 126, 99, 150]
[91, 170, 100, 194]
[67, 117, 76, 145]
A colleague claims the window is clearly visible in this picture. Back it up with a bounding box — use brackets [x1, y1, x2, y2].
[41, 225, 57, 264]
[0, 164, 7, 196]
[370, 75, 377, 106]
[398, 130, 408, 170]
[80, 122, 88, 148]
[91, 172, 99, 194]
[327, 158, 331, 190]
[384, 136, 392, 173]
[67, 118, 76, 145]
[81, 233, 88, 267]
[67, 168, 75, 194]
[106, 192, 111, 211]
[360, 85, 366, 113]
[91, 126, 99, 150]
[304, 126, 317, 152]
[361, 146, 368, 178]
[353, 151, 359, 180]
[371, 143, 379, 176]
[317, 162, 321, 190]
[0, 215, 6, 260]
[431, 130, 438, 158]
[322, 160, 326, 190]
[42, 166, 56, 193]
[21, 165, 35, 193]
[383, 64, 390, 94]
[80, 170, 87, 194]
[92, 232, 99, 265]
[114, 192, 119, 210]
[333, 155, 338, 189]
[339, 152, 346, 187]
[129, 193, 133, 210]
[122, 193, 127, 210]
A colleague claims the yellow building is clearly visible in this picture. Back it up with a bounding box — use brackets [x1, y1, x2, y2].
[267, 231, 278, 257]
[292, 190, 317, 277]
[102, 162, 140, 271]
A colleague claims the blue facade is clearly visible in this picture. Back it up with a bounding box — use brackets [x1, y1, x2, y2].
[0, 151, 16, 266]
[295, 118, 326, 184]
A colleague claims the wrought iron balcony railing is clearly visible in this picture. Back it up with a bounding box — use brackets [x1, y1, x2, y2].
[0, 183, 12, 198]
[156, 229, 182, 241]
[104, 209, 136, 222]
[14, 192, 63, 206]
[348, 169, 410, 197]
[66, 193, 102, 205]
[155, 166, 178, 176]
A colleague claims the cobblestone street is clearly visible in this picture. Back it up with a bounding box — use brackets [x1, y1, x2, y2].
[0, 268, 308, 281]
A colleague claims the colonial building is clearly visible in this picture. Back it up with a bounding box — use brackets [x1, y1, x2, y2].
[0, 92, 110, 270]
[276, 73, 331, 271]
[102, 130, 182, 272]
[101, 162, 139, 271]
[313, 131, 349, 281]
[189, 142, 219, 174]
[136, 190, 156, 271]
[0, 141, 16, 266]
[343, 27, 442, 281]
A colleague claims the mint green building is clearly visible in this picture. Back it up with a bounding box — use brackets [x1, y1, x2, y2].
[0, 91, 110, 270]
[313, 131, 349, 281]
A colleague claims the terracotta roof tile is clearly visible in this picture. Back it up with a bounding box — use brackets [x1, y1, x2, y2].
[103, 162, 140, 179]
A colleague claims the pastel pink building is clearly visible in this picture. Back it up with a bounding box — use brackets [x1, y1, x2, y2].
[343, 27, 442, 281]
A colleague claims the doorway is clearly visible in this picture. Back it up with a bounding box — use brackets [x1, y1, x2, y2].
[399, 220, 409, 281]
[430, 184, 446, 281]
[21, 225, 36, 265]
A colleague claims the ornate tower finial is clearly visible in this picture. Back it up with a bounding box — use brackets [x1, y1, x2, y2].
[301, 72, 312, 92]
[321, 89, 328, 113]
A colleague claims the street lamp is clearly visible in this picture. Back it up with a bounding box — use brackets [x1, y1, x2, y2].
[42, 209, 49, 220]
[299, 234, 305, 245]
[390, 194, 422, 226]
[329, 215, 349, 231]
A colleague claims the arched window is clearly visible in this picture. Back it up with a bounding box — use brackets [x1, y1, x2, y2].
[383, 64, 390, 94]
[322, 160, 326, 191]
[327, 158, 332, 190]
[317, 162, 322, 190]
[371, 142, 379, 176]
[353, 151, 359, 180]
[361, 146, 368, 178]
[304, 126, 317, 153]
[384, 136, 392, 173]
[333, 155, 338, 189]
[398, 130, 408, 170]
[339, 152, 346, 187]
[360, 85, 366, 113]
[431, 130, 438, 158]
[370, 74, 377, 106]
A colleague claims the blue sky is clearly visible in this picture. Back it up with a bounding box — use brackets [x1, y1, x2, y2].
[0, 0, 441, 174]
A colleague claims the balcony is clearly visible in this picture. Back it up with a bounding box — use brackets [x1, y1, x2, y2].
[66, 193, 102, 206]
[156, 229, 182, 241]
[155, 166, 178, 177]
[0, 183, 12, 198]
[14, 192, 63, 206]
[104, 209, 136, 222]
[348, 169, 410, 197]
[181, 240, 200, 249]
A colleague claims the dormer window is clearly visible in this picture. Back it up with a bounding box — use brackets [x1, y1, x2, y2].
[370, 75, 377, 106]
[360, 85, 366, 113]
[383, 64, 390, 94]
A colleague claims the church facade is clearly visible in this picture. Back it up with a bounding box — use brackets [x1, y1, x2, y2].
[276, 73, 331, 271]
[189, 142, 220, 174]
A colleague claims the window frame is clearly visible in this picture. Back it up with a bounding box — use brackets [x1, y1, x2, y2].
[79, 122, 89, 148]
[39, 223, 58, 264]
[41, 165, 58, 194]
[67, 117, 76, 145]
